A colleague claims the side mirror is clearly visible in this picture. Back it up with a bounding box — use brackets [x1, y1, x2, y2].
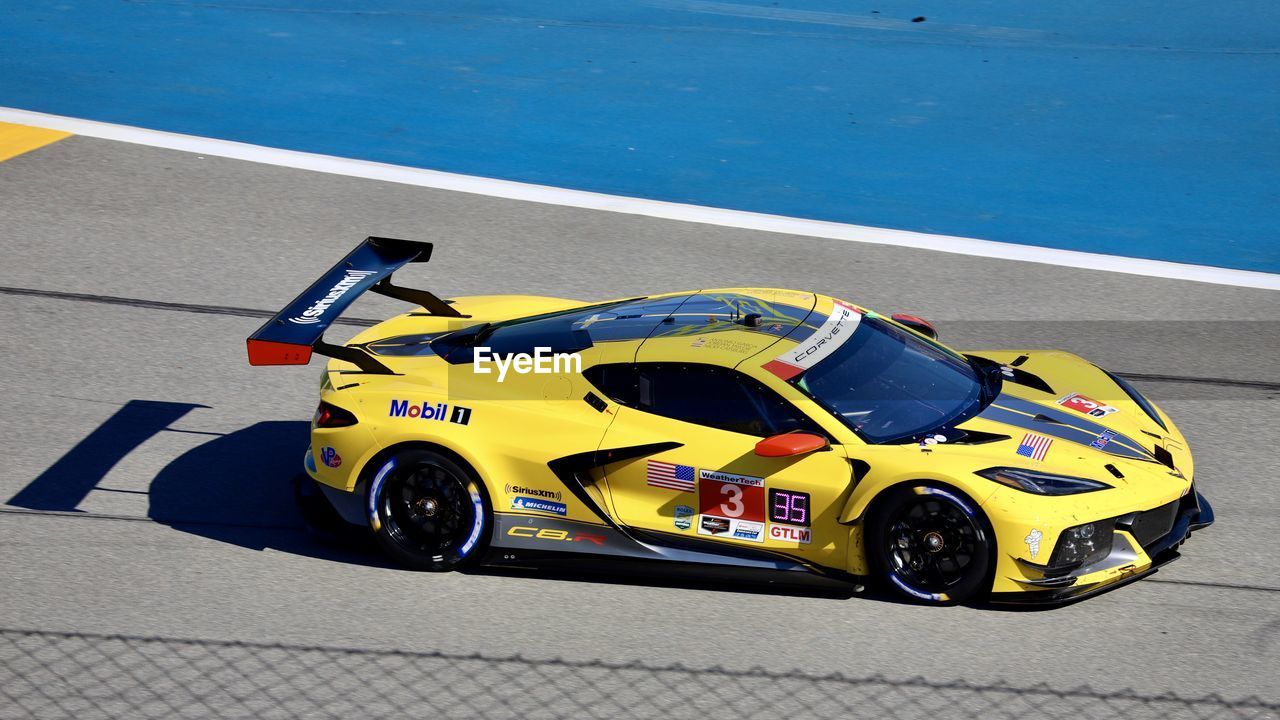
[755, 432, 829, 457]
[891, 313, 938, 340]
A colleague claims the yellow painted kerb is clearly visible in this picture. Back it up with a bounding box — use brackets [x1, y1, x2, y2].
[0, 122, 72, 162]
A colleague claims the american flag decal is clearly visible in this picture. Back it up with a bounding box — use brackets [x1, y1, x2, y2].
[1016, 433, 1053, 462]
[647, 460, 696, 492]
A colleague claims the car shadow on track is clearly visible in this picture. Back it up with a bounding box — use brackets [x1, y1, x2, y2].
[5, 400, 391, 570]
[462, 563, 868, 601]
[144, 415, 895, 602]
[147, 417, 395, 569]
[7, 399, 1066, 608]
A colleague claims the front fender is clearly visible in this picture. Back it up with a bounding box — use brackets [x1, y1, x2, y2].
[838, 446, 1000, 524]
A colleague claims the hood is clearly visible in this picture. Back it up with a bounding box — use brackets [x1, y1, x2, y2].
[951, 350, 1189, 479]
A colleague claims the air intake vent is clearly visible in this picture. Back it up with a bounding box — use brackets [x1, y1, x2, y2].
[1128, 499, 1179, 548]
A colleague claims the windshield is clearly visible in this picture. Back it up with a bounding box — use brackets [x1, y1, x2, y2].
[793, 315, 985, 443]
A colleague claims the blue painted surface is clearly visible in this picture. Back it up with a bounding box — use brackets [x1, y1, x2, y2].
[1, 1, 1277, 271]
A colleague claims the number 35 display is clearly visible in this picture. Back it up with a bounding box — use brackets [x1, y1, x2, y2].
[769, 489, 810, 527]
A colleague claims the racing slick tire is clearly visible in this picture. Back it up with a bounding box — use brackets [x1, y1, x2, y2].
[868, 483, 994, 605]
[365, 447, 492, 571]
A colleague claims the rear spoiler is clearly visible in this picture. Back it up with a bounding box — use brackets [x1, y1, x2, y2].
[246, 237, 464, 374]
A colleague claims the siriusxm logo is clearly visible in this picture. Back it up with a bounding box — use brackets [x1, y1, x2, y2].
[504, 484, 561, 501]
[511, 496, 567, 516]
[287, 269, 377, 325]
[389, 399, 473, 425]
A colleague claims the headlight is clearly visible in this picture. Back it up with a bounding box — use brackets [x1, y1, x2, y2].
[976, 467, 1112, 496]
[1049, 519, 1115, 568]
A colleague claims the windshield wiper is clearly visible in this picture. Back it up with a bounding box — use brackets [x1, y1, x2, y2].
[472, 323, 498, 345]
[436, 322, 492, 346]
[966, 355, 1003, 404]
[429, 322, 495, 361]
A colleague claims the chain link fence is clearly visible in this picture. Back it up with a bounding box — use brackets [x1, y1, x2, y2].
[1, 628, 1276, 719]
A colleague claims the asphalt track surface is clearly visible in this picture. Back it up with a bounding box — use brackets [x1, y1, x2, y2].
[1, 136, 1279, 709]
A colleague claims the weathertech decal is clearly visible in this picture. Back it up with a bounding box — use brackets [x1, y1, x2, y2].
[698, 469, 764, 487]
[698, 515, 764, 543]
[287, 269, 376, 325]
[762, 300, 861, 380]
[700, 516, 730, 534]
[698, 470, 766, 543]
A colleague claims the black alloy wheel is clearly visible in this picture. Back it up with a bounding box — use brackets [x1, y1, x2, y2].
[367, 448, 490, 571]
[869, 484, 993, 604]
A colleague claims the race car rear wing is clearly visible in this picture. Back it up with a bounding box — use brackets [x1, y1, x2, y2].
[246, 236, 465, 374]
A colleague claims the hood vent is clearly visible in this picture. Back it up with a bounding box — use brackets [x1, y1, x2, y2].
[952, 430, 1011, 445]
[1005, 367, 1054, 394]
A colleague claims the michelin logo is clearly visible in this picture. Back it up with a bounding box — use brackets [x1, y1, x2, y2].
[287, 269, 377, 325]
[1025, 529, 1043, 559]
[511, 497, 567, 516]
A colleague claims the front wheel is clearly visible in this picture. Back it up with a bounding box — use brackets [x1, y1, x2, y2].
[365, 448, 490, 571]
[868, 484, 993, 605]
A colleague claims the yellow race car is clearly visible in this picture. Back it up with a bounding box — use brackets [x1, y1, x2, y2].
[248, 237, 1212, 605]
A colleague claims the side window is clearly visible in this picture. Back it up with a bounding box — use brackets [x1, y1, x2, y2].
[734, 374, 827, 437]
[583, 363, 640, 406]
[586, 363, 821, 437]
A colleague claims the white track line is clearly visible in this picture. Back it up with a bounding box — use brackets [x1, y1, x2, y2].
[3, 106, 1276, 290]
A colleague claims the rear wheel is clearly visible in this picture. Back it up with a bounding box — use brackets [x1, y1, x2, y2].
[868, 484, 993, 605]
[366, 448, 490, 571]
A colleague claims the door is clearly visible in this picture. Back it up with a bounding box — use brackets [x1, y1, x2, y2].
[589, 362, 855, 570]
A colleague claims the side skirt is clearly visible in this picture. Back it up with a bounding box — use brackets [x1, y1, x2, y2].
[490, 513, 841, 577]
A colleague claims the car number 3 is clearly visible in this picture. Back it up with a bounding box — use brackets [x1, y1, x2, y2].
[719, 484, 744, 517]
